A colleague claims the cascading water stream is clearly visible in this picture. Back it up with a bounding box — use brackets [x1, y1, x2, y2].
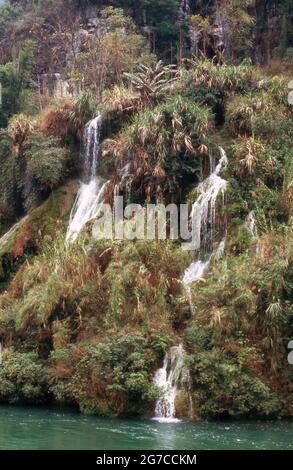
[66, 114, 108, 243]
[189, 147, 228, 253]
[153, 148, 228, 422]
[153, 344, 191, 423]
[183, 147, 228, 288]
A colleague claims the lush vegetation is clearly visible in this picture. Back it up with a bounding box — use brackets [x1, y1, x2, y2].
[0, 0, 293, 420]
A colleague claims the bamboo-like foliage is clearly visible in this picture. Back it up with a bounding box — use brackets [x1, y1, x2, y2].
[103, 95, 212, 202]
[182, 60, 259, 94]
[226, 93, 274, 137]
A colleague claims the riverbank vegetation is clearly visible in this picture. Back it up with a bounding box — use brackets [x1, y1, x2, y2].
[0, 0, 293, 420]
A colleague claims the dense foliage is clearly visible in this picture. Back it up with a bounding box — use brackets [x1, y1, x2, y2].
[0, 349, 48, 404]
[0, 0, 293, 420]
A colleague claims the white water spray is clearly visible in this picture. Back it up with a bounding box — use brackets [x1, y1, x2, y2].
[66, 114, 108, 243]
[183, 237, 226, 289]
[153, 148, 228, 422]
[183, 258, 211, 287]
[153, 344, 190, 423]
[189, 147, 227, 253]
[183, 147, 228, 286]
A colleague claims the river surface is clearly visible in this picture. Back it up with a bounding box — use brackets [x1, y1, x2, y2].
[0, 405, 292, 450]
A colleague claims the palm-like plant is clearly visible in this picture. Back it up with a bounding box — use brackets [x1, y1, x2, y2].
[124, 61, 178, 107]
[103, 95, 212, 202]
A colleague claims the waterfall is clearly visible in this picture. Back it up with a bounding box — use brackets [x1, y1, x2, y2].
[183, 237, 227, 290]
[189, 147, 228, 253]
[66, 115, 108, 243]
[82, 115, 102, 182]
[183, 258, 211, 287]
[183, 147, 228, 290]
[152, 148, 228, 422]
[153, 344, 190, 423]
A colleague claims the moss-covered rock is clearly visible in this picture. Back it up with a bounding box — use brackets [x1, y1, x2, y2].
[0, 180, 78, 290]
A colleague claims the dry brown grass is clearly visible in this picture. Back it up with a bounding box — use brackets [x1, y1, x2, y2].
[39, 100, 75, 140]
[8, 114, 34, 156]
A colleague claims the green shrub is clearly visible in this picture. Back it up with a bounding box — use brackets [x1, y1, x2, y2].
[0, 40, 36, 127]
[49, 334, 159, 417]
[0, 130, 15, 229]
[0, 63, 21, 127]
[0, 349, 48, 404]
[24, 131, 69, 189]
[187, 346, 279, 418]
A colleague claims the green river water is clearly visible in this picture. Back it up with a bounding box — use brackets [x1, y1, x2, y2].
[0, 405, 292, 450]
